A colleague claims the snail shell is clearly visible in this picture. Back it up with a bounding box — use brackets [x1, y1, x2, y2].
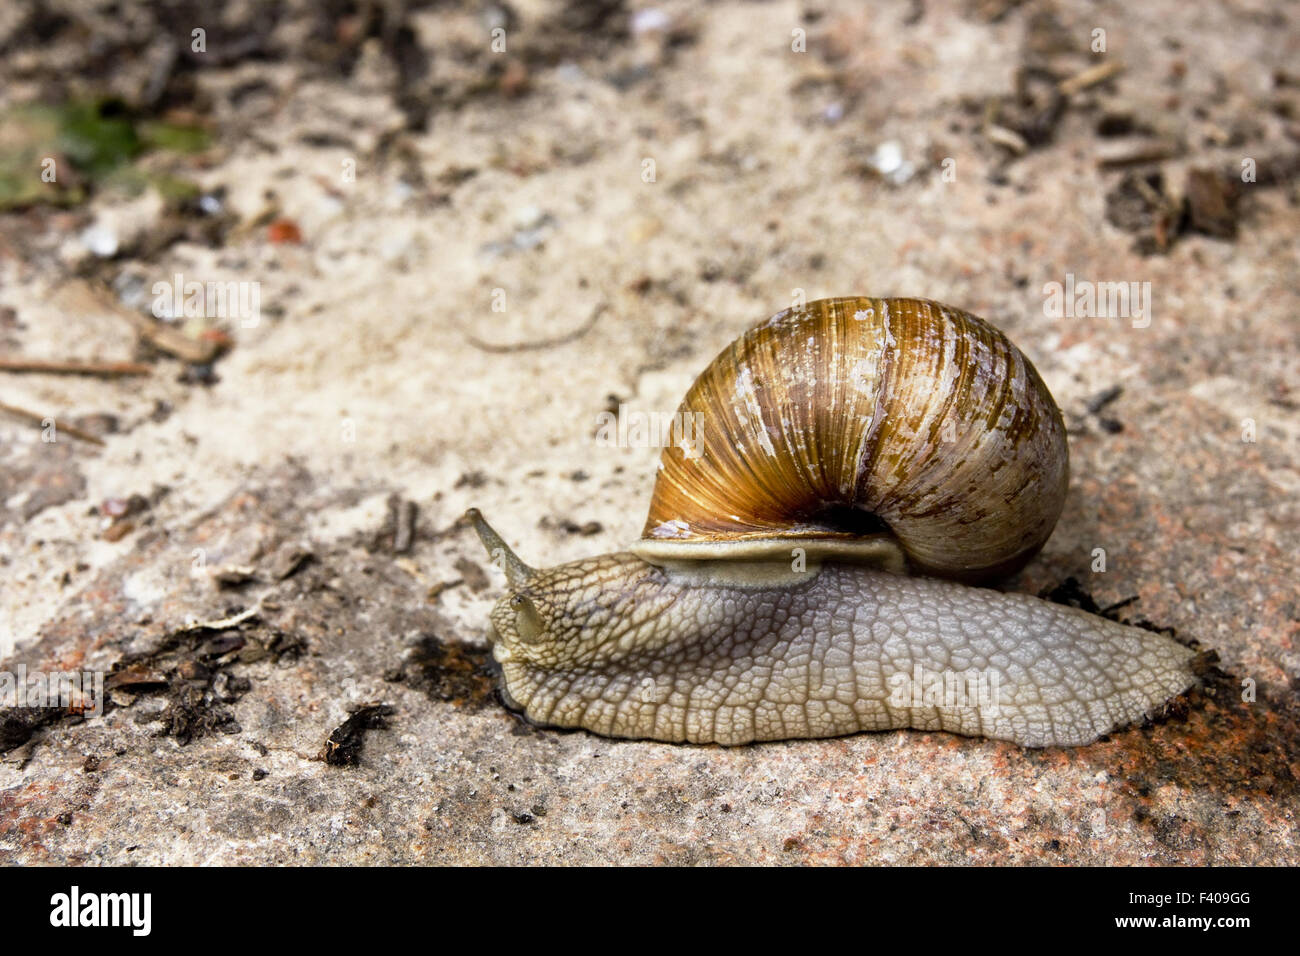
[468, 297, 1196, 748]
[636, 297, 1068, 580]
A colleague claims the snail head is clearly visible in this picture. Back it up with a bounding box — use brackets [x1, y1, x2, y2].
[468, 509, 667, 669]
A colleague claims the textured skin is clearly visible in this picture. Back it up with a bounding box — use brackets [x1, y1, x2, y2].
[488, 554, 1196, 748]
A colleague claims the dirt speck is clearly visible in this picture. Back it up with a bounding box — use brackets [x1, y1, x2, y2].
[318, 703, 395, 767]
[400, 635, 497, 711]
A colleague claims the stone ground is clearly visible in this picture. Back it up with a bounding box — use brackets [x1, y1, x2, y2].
[0, 0, 1296, 864]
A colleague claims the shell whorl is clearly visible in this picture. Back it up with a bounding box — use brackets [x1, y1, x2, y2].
[639, 297, 1069, 580]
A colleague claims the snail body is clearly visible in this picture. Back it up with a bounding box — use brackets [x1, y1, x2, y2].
[469, 297, 1195, 747]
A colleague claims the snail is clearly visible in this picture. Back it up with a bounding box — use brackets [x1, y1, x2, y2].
[467, 297, 1196, 747]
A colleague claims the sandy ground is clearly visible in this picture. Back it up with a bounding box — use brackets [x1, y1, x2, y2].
[0, 0, 1297, 863]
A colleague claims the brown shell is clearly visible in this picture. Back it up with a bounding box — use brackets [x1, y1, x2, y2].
[640, 297, 1069, 580]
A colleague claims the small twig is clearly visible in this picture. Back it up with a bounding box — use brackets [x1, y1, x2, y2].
[58, 279, 222, 365]
[985, 124, 1029, 155]
[176, 604, 261, 634]
[0, 357, 152, 377]
[466, 304, 605, 354]
[1059, 61, 1124, 96]
[1097, 139, 1180, 168]
[1132, 175, 1168, 206]
[1100, 594, 1140, 617]
[392, 497, 417, 554]
[0, 400, 106, 446]
[1084, 385, 1124, 414]
[427, 579, 463, 603]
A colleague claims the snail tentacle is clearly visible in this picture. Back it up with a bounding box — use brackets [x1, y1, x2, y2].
[467, 508, 535, 588]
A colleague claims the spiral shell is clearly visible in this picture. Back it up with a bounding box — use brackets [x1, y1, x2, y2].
[638, 297, 1069, 580]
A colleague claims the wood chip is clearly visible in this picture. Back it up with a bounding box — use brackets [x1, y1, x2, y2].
[985, 124, 1029, 155]
[427, 579, 463, 603]
[177, 604, 260, 633]
[1059, 61, 1124, 96]
[389, 495, 417, 554]
[213, 565, 258, 586]
[102, 519, 135, 541]
[1185, 167, 1238, 238]
[269, 543, 312, 580]
[1096, 139, 1180, 168]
